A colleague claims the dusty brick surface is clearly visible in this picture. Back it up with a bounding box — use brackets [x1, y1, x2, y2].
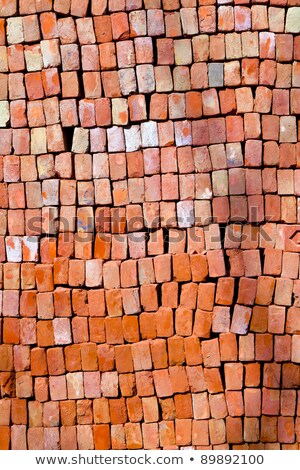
[0, 0, 300, 451]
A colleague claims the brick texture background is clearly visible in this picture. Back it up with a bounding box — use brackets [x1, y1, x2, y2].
[0, 0, 300, 450]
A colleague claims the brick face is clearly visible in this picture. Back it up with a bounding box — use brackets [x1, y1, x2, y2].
[0, 0, 300, 451]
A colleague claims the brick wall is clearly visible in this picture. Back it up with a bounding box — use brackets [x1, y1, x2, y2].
[0, 0, 300, 450]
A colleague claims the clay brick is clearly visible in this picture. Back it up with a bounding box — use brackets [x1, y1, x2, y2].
[256, 334, 273, 362]
[0, 0, 299, 450]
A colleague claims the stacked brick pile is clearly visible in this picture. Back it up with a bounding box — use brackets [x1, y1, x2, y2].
[0, 0, 300, 451]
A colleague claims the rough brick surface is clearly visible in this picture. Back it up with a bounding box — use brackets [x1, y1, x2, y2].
[0, 0, 300, 451]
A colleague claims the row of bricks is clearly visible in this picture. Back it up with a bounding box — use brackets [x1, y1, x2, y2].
[1, 365, 299, 408]
[0, 210, 296, 254]
[1, 289, 299, 350]
[4, 221, 296, 253]
[0, 223, 284, 256]
[0, 338, 299, 381]
[81, 0, 300, 11]
[3, 264, 300, 305]
[2, 33, 300, 77]
[0, 195, 299, 224]
[1, 355, 299, 404]
[1, 306, 300, 351]
[1, 77, 300, 123]
[1, 87, 300, 131]
[4, 167, 300, 201]
[0, 1, 220, 18]
[2, 274, 300, 314]
[2, 210, 300, 251]
[1, 334, 300, 381]
[2, 34, 300, 78]
[6, 156, 300, 191]
[0, 96, 292, 135]
[7, 245, 300, 282]
[0, 299, 299, 360]
[3, 290, 300, 337]
[59, 89, 300, 125]
[0, 202, 297, 236]
[1, 143, 300, 185]
[2, 383, 300, 423]
[0, 187, 298, 229]
[102, 88, 300, 120]
[0, 119, 298, 159]
[0, 301, 300, 345]
[1, 389, 300, 428]
[3, 244, 300, 283]
[5, 387, 296, 424]
[1, 58, 300, 102]
[1, 283, 300, 333]
[3, 183, 300, 227]
[6, 149, 300, 181]
[0, 26, 298, 71]
[0, 189, 299, 229]
[3, 233, 300, 275]
[1, 58, 300, 104]
[1, 417, 300, 450]
[2, 0, 300, 17]
[1, 0, 172, 18]
[3, 267, 300, 306]
[0, 197, 300, 236]
[2, 374, 300, 416]
[2, 199, 300, 238]
[0, 218, 298, 252]
[0, 0, 143, 18]
[1, 340, 299, 387]
[0, 220, 299, 262]
[2, 275, 300, 318]
[1, 300, 299, 362]
[2, 7, 300, 48]
[1, 301, 300, 350]
[0, 377, 300, 433]
[1, 99, 300, 145]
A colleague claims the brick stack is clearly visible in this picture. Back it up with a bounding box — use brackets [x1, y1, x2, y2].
[0, 0, 300, 451]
